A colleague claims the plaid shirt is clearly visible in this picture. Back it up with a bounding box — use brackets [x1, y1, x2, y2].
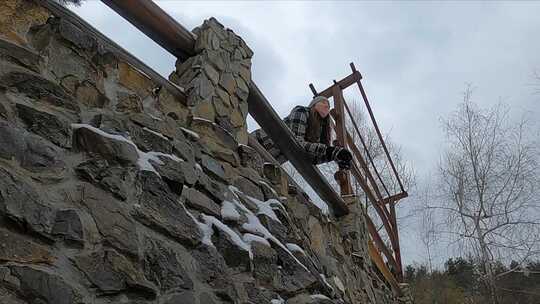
[252, 106, 328, 164]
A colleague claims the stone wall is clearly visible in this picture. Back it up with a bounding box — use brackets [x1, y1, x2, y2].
[0, 1, 409, 303]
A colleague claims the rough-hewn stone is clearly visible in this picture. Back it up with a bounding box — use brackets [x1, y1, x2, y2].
[133, 171, 202, 247]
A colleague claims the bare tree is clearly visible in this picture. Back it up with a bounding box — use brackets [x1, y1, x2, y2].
[435, 85, 540, 303]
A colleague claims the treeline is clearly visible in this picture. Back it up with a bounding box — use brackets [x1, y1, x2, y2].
[404, 258, 540, 304]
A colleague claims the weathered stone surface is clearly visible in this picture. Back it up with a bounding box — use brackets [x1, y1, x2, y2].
[78, 184, 139, 257]
[150, 156, 198, 195]
[181, 186, 220, 217]
[0, 167, 55, 239]
[219, 72, 236, 96]
[0, 67, 79, 111]
[118, 61, 153, 98]
[214, 228, 251, 272]
[163, 291, 197, 304]
[196, 172, 228, 203]
[15, 103, 71, 148]
[129, 124, 172, 154]
[74, 248, 156, 297]
[117, 91, 143, 113]
[143, 238, 193, 292]
[51, 209, 84, 245]
[200, 154, 226, 182]
[233, 176, 264, 201]
[0, 37, 41, 72]
[75, 80, 108, 108]
[259, 214, 287, 243]
[0, 229, 53, 264]
[286, 294, 335, 304]
[72, 125, 139, 165]
[274, 244, 318, 294]
[263, 163, 289, 196]
[8, 265, 81, 304]
[133, 171, 202, 247]
[251, 241, 279, 286]
[75, 157, 134, 201]
[0, 120, 65, 171]
[191, 245, 228, 284]
[55, 17, 97, 51]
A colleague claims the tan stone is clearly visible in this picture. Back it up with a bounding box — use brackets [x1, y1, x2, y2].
[0, 228, 54, 264]
[157, 88, 189, 125]
[0, 0, 50, 46]
[118, 61, 153, 98]
[191, 100, 215, 122]
[230, 109, 244, 128]
[308, 216, 325, 256]
[236, 126, 248, 146]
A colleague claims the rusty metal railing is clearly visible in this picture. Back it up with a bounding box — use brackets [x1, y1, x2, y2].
[309, 63, 408, 286]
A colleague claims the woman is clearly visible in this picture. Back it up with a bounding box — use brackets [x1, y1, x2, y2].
[252, 96, 352, 168]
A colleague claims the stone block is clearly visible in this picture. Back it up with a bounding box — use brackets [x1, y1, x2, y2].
[263, 163, 288, 196]
[182, 186, 220, 217]
[74, 248, 156, 298]
[8, 265, 81, 304]
[15, 103, 72, 148]
[133, 171, 202, 247]
[0, 167, 56, 239]
[0, 229, 53, 264]
[72, 125, 139, 166]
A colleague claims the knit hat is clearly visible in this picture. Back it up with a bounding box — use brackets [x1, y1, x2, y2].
[308, 96, 329, 108]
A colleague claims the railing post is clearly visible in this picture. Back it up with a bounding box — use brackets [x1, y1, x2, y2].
[331, 84, 353, 196]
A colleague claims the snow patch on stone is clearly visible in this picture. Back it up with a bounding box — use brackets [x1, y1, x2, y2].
[181, 127, 200, 140]
[286, 243, 306, 255]
[143, 127, 169, 140]
[229, 186, 309, 272]
[221, 200, 241, 222]
[243, 233, 271, 247]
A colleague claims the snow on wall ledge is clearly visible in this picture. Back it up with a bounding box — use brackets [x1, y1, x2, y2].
[0, 1, 409, 303]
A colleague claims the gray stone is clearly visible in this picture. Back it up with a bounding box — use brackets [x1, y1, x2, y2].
[172, 138, 196, 164]
[203, 63, 220, 85]
[199, 292, 217, 304]
[286, 294, 335, 304]
[245, 286, 280, 304]
[0, 69, 80, 112]
[74, 248, 156, 298]
[196, 172, 228, 203]
[233, 176, 264, 201]
[51, 209, 84, 245]
[274, 244, 318, 294]
[0, 120, 65, 171]
[219, 72, 236, 96]
[259, 181, 280, 201]
[191, 245, 228, 284]
[8, 265, 81, 304]
[129, 124, 172, 154]
[0, 38, 41, 73]
[133, 171, 202, 247]
[78, 184, 139, 257]
[200, 154, 226, 182]
[259, 214, 287, 243]
[251, 241, 279, 286]
[143, 238, 193, 292]
[72, 125, 139, 165]
[0, 167, 55, 239]
[0, 229, 53, 264]
[163, 291, 196, 304]
[56, 18, 97, 51]
[75, 157, 134, 201]
[214, 228, 251, 272]
[150, 156, 198, 194]
[15, 103, 72, 148]
[181, 187, 220, 217]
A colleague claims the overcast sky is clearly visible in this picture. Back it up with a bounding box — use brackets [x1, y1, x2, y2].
[70, 1, 540, 266]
